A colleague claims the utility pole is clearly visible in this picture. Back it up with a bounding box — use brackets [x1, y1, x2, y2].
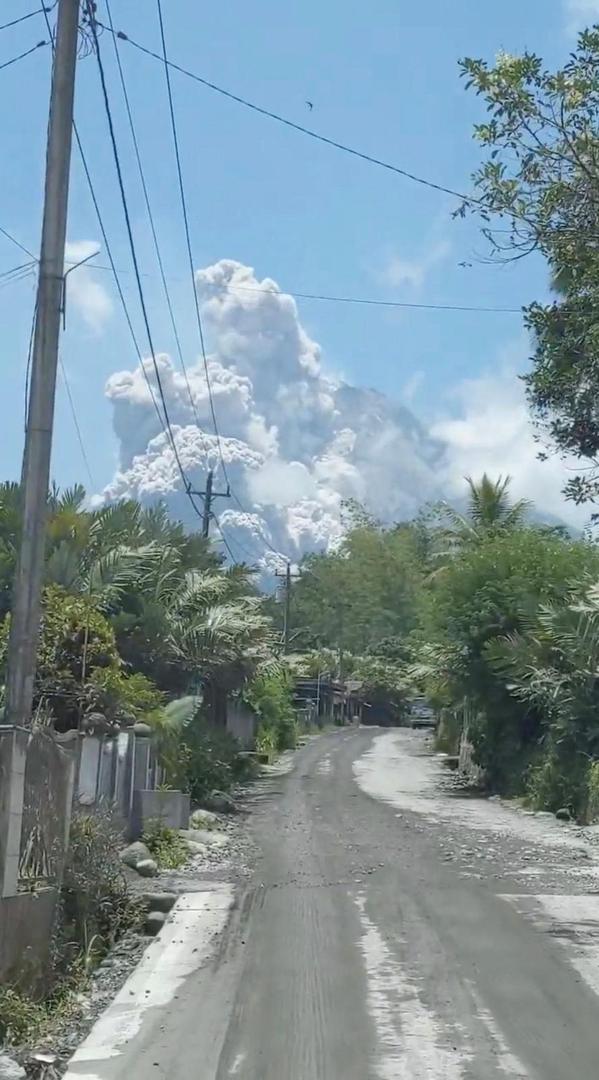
[275, 562, 300, 653]
[1, 0, 80, 896]
[190, 468, 230, 539]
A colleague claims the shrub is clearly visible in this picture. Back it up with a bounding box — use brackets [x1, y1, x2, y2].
[62, 809, 142, 957]
[255, 724, 278, 760]
[183, 720, 254, 803]
[143, 821, 188, 869]
[0, 986, 47, 1046]
[245, 672, 297, 757]
[586, 761, 599, 824]
[526, 738, 589, 818]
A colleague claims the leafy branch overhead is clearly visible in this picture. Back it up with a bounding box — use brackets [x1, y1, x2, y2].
[461, 32, 599, 505]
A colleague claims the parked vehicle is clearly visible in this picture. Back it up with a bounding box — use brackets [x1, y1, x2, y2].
[408, 698, 436, 729]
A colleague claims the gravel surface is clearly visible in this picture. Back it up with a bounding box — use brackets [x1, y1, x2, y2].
[11, 792, 257, 1078]
[76, 727, 599, 1080]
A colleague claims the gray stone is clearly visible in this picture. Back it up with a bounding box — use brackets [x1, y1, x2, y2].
[0, 1055, 26, 1079]
[133, 722, 152, 736]
[556, 807, 572, 821]
[206, 790, 238, 814]
[180, 828, 228, 848]
[189, 808, 218, 829]
[135, 858, 159, 878]
[184, 840, 207, 856]
[140, 891, 178, 913]
[120, 841, 152, 869]
[145, 911, 166, 936]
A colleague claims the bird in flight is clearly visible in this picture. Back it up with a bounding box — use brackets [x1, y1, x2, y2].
[305, 100, 314, 110]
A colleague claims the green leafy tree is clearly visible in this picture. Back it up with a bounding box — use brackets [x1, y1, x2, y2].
[419, 526, 599, 788]
[487, 582, 599, 815]
[291, 522, 427, 657]
[460, 33, 599, 505]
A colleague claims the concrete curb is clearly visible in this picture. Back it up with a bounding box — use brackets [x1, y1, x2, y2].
[63, 886, 233, 1080]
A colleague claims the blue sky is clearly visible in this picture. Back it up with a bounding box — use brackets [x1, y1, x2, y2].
[0, 0, 596, 507]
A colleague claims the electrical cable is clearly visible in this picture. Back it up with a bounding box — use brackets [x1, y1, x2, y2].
[99, 20, 477, 207]
[84, 1, 205, 523]
[63, 257, 526, 313]
[0, 261, 37, 288]
[0, 9, 46, 32]
[209, 281, 522, 314]
[103, 0, 209, 459]
[211, 512, 245, 564]
[59, 356, 96, 488]
[23, 300, 37, 434]
[154, 0, 229, 486]
[0, 38, 47, 71]
[0, 225, 37, 260]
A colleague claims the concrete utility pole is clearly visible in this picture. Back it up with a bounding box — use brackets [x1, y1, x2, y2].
[275, 562, 300, 653]
[191, 468, 230, 539]
[1, 0, 80, 895]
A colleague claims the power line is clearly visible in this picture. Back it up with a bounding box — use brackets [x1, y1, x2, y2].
[103, 0, 209, 458]
[0, 9, 47, 33]
[0, 261, 37, 288]
[23, 300, 37, 434]
[0, 225, 37, 259]
[212, 512, 247, 564]
[59, 356, 96, 487]
[84, 1, 205, 524]
[99, 20, 476, 207]
[40, 4, 171, 450]
[209, 281, 522, 315]
[0, 38, 48, 72]
[154, 0, 230, 486]
[80, 261, 524, 314]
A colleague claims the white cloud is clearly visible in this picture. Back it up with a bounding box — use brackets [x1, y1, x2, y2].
[432, 347, 591, 527]
[247, 460, 315, 507]
[99, 259, 444, 566]
[384, 240, 451, 290]
[564, 0, 599, 32]
[64, 240, 112, 333]
[402, 369, 425, 405]
[98, 262, 589, 574]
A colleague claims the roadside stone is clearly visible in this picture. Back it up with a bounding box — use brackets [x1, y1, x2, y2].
[180, 828, 228, 848]
[145, 911, 166, 936]
[189, 808, 218, 829]
[135, 859, 159, 878]
[556, 807, 572, 821]
[120, 841, 152, 869]
[140, 891, 178, 913]
[205, 790, 238, 814]
[184, 840, 208, 856]
[0, 1055, 25, 1079]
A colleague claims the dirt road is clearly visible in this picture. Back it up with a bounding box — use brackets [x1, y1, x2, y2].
[67, 728, 599, 1079]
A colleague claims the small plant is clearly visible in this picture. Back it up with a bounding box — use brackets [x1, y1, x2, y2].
[143, 821, 188, 869]
[586, 761, 599, 824]
[255, 724, 278, 760]
[62, 809, 143, 957]
[0, 986, 47, 1046]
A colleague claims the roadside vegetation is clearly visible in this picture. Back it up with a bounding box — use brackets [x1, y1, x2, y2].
[281, 477, 599, 822]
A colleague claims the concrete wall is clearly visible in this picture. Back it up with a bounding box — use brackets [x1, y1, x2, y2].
[0, 888, 58, 991]
[227, 702, 257, 748]
[130, 790, 191, 838]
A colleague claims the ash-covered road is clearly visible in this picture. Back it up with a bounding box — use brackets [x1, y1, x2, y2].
[68, 728, 599, 1079]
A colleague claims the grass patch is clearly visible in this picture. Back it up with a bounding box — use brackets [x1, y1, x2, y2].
[142, 821, 189, 869]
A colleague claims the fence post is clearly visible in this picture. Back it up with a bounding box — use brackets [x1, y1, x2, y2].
[0, 728, 28, 896]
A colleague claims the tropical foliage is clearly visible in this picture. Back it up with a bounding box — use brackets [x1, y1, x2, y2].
[460, 33, 599, 506]
[285, 475, 599, 818]
[0, 486, 274, 740]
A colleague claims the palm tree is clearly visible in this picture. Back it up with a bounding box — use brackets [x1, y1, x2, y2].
[434, 474, 531, 557]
